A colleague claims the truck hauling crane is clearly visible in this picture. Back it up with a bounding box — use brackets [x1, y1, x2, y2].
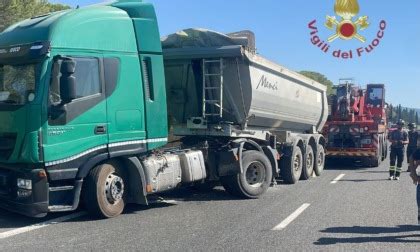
[323, 80, 388, 167]
[0, 1, 327, 218]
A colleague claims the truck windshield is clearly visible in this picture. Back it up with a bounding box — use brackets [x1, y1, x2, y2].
[367, 87, 383, 106]
[0, 64, 37, 105]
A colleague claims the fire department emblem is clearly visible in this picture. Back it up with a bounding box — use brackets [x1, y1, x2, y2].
[325, 0, 369, 42]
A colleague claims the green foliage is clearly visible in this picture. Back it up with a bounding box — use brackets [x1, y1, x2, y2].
[299, 71, 334, 95]
[0, 0, 70, 32]
[387, 103, 419, 125]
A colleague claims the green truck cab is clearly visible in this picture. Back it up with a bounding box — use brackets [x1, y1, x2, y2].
[0, 1, 168, 217]
[0, 1, 327, 218]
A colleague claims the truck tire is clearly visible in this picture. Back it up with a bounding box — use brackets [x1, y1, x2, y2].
[281, 146, 303, 184]
[370, 145, 382, 167]
[382, 137, 387, 161]
[220, 150, 272, 199]
[314, 144, 325, 176]
[301, 145, 314, 180]
[83, 162, 127, 218]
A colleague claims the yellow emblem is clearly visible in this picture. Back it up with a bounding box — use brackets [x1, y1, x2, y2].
[325, 0, 369, 42]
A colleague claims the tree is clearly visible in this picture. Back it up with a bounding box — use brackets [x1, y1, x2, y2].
[0, 0, 69, 32]
[388, 103, 394, 122]
[299, 71, 334, 95]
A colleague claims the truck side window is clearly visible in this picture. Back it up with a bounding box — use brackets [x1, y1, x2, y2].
[73, 58, 101, 99]
[49, 57, 101, 104]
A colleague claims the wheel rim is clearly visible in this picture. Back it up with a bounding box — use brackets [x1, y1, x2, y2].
[294, 153, 302, 172]
[307, 152, 314, 171]
[245, 161, 266, 187]
[105, 173, 124, 205]
[317, 151, 325, 168]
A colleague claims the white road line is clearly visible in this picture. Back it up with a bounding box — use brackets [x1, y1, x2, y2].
[331, 173, 346, 184]
[272, 203, 311, 230]
[0, 211, 86, 239]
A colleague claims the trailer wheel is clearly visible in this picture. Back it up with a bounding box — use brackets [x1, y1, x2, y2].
[301, 145, 314, 180]
[220, 151, 272, 199]
[83, 162, 127, 218]
[314, 144, 325, 176]
[281, 146, 303, 184]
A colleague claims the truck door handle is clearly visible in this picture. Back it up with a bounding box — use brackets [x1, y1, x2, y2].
[94, 125, 107, 135]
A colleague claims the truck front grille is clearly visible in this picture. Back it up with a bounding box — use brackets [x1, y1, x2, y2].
[0, 133, 17, 160]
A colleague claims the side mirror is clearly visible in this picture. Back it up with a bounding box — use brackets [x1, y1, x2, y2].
[60, 59, 77, 103]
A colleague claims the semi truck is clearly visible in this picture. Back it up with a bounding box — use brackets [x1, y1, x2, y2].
[0, 0, 328, 218]
[323, 80, 388, 166]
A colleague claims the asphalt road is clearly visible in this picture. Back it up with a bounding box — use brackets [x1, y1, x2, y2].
[1, 156, 419, 251]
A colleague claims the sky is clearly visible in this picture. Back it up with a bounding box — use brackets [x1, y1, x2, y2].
[52, 0, 420, 108]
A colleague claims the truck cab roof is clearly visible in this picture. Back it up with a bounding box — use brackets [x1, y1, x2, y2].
[0, 1, 156, 60]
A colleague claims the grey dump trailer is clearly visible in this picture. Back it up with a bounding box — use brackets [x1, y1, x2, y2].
[161, 29, 328, 197]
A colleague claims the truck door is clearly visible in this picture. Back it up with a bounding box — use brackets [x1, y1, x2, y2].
[43, 56, 108, 180]
[139, 54, 168, 149]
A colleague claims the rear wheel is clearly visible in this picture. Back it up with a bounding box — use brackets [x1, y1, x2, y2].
[314, 144, 325, 176]
[83, 162, 127, 218]
[370, 145, 382, 167]
[220, 150, 272, 199]
[281, 146, 303, 184]
[301, 145, 314, 180]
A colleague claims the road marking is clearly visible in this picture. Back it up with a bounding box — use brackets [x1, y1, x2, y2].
[331, 173, 345, 184]
[0, 211, 86, 239]
[272, 203, 311, 230]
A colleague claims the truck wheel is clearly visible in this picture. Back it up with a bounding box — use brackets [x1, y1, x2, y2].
[83, 162, 127, 218]
[301, 145, 314, 180]
[220, 150, 272, 199]
[381, 138, 387, 161]
[281, 146, 303, 184]
[314, 144, 325, 176]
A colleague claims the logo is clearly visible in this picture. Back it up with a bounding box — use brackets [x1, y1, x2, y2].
[256, 75, 278, 91]
[308, 0, 386, 59]
[325, 0, 369, 42]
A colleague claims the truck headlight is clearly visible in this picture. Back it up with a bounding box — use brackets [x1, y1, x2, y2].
[17, 178, 32, 190]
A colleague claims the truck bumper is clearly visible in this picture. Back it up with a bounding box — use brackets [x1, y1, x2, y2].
[0, 166, 49, 218]
[326, 148, 377, 158]
[0, 198, 48, 218]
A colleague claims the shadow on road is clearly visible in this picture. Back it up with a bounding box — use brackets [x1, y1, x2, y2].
[156, 187, 240, 202]
[315, 225, 420, 245]
[356, 170, 390, 174]
[325, 158, 370, 170]
[0, 209, 71, 229]
[337, 179, 389, 183]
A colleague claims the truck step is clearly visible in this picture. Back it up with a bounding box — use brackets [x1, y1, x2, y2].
[203, 60, 222, 63]
[48, 205, 74, 212]
[204, 73, 222, 76]
[49, 186, 74, 192]
[205, 100, 220, 104]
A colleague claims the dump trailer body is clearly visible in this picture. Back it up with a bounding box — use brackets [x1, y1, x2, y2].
[162, 29, 328, 137]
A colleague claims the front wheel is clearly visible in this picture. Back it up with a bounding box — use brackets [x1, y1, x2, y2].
[83, 162, 127, 218]
[220, 150, 272, 199]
